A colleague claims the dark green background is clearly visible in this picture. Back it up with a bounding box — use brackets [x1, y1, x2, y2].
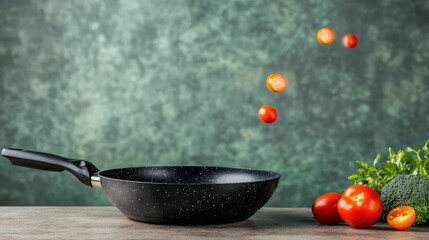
[0, 0, 428, 207]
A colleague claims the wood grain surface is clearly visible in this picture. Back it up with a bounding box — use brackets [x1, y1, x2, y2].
[1, 207, 428, 239]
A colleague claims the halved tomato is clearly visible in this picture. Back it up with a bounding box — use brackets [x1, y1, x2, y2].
[317, 28, 336, 45]
[387, 206, 415, 231]
[266, 73, 288, 93]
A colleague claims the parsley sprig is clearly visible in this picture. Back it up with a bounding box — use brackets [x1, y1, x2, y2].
[348, 139, 429, 193]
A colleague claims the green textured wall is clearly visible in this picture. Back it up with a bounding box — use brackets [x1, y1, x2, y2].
[0, 0, 428, 207]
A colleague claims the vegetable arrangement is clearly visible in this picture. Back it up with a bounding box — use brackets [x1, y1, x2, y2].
[312, 139, 429, 231]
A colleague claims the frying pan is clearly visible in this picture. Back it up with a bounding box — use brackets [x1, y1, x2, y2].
[1, 148, 280, 224]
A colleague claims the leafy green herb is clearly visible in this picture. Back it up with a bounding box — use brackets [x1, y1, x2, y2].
[348, 139, 429, 193]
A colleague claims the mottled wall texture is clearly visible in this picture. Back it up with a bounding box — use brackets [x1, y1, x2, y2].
[1, 0, 429, 207]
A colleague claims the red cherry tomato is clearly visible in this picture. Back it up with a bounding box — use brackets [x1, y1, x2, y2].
[266, 73, 288, 93]
[317, 28, 336, 45]
[387, 206, 415, 231]
[312, 192, 342, 225]
[337, 185, 382, 229]
[342, 34, 358, 48]
[258, 105, 277, 124]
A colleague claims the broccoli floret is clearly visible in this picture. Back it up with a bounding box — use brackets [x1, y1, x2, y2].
[381, 174, 429, 225]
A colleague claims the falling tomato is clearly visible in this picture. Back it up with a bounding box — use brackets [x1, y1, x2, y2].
[258, 105, 277, 124]
[317, 28, 336, 45]
[266, 73, 288, 93]
[343, 34, 358, 48]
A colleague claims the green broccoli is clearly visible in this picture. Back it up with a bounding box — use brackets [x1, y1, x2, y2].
[381, 174, 429, 225]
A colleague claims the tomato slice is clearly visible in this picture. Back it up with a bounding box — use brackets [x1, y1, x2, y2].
[266, 73, 288, 93]
[317, 28, 336, 45]
[387, 206, 415, 231]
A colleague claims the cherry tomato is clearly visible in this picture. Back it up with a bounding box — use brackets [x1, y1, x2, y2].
[387, 206, 415, 231]
[317, 28, 336, 45]
[337, 185, 382, 229]
[342, 34, 358, 48]
[266, 73, 288, 93]
[312, 192, 342, 225]
[258, 105, 277, 124]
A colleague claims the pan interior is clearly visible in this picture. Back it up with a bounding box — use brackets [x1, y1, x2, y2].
[99, 166, 280, 184]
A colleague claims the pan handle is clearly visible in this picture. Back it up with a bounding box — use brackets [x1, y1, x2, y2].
[1, 148, 100, 187]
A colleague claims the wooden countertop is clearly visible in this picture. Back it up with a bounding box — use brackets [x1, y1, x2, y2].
[1, 207, 428, 239]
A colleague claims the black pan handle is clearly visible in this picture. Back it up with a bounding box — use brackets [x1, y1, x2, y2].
[1, 148, 99, 187]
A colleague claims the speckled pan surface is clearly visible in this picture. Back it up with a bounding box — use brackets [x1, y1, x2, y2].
[99, 166, 280, 224]
[99, 166, 280, 184]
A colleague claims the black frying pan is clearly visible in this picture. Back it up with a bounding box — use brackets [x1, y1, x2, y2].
[1, 148, 280, 224]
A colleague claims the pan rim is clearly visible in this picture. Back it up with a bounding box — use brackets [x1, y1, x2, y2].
[98, 165, 281, 186]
